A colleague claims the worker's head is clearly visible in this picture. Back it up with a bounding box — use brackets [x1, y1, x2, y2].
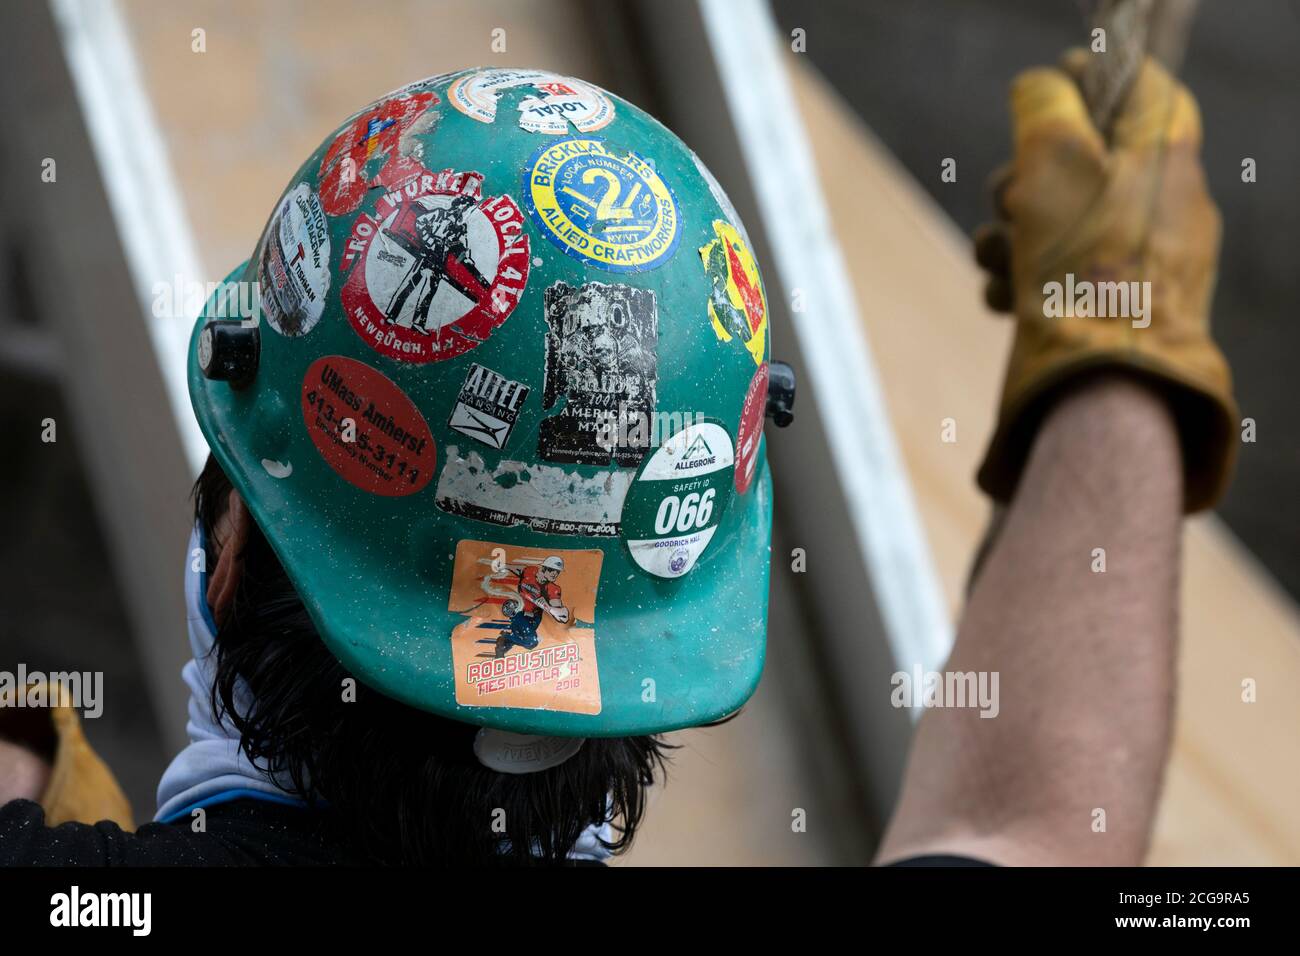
[194, 453, 669, 864]
[187, 69, 789, 861]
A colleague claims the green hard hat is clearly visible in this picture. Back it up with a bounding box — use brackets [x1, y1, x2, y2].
[189, 68, 780, 738]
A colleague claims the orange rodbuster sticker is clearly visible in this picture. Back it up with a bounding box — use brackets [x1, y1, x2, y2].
[301, 355, 436, 496]
[446, 539, 603, 715]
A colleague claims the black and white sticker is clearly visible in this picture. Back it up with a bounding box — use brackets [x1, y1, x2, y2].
[538, 281, 658, 468]
[447, 363, 531, 450]
[258, 183, 331, 337]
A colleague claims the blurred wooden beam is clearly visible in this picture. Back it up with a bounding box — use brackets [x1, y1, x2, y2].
[789, 55, 1300, 865]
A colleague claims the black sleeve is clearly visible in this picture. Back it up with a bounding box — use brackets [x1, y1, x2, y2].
[0, 798, 351, 866]
[887, 854, 996, 867]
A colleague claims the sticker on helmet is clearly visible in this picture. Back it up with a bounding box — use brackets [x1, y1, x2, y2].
[448, 539, 603, 716]
[524, 137, 680, 273]
[435, 447, 631, 538]
[620, 421, 735, 578]
[258, 183, 331, 337]
[538, 281, 658, 468]
[318, 90, 438, 217]
[301, 355, 436, 496]
[447, 363, 530, 451]
[384, 71, 462, 101]
[735, 363, 768, 495]
[448, 69, 615, 134]
[699, 220, 768, 366]
[339, 164, 530, 364]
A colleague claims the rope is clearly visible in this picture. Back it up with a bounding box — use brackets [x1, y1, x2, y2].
[1080, 0, 1198, 138]
[1081, 0, 1155, 135]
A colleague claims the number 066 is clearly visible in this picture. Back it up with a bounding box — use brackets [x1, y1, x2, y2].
[654, 488, 715, 535]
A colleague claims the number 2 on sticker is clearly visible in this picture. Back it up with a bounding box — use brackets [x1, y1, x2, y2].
[654, 489, 715, 535]
[562, 169, 641, 222]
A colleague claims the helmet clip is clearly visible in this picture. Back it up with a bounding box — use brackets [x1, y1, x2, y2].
[765, 360, 796, 427]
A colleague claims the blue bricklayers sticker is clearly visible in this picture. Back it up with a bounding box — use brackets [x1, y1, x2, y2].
[523, 137, 681, 272]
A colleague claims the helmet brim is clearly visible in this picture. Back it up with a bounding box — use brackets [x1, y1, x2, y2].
[190, 291, 771, 738]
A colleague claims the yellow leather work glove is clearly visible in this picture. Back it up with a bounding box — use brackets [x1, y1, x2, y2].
[975, 50, 1237, 512]
[0, 682, 134, 829]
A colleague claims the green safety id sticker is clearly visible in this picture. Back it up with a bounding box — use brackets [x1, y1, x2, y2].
[620, 420, 735, 578]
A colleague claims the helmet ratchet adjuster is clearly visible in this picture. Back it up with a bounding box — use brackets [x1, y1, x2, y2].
[198, 320, 260, 390]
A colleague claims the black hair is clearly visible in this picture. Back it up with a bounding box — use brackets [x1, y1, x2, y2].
[193, 455, 671, 865]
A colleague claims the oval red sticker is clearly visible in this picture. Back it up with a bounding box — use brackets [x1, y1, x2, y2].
[301, 355, 436, 496]
[734, 363, 768, 495]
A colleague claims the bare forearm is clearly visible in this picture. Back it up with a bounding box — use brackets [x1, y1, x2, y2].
[879, 374, 1182, 865]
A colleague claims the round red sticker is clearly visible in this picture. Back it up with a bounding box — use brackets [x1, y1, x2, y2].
[734, 363, 768, 494]
[301, 355, 436, 496]
[338, 162, 530, 364]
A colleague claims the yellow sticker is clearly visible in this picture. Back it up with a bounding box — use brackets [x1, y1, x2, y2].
[524, 138, 680, 272]
[699, 220, 768, 366]
[447, 539, 602, 715]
